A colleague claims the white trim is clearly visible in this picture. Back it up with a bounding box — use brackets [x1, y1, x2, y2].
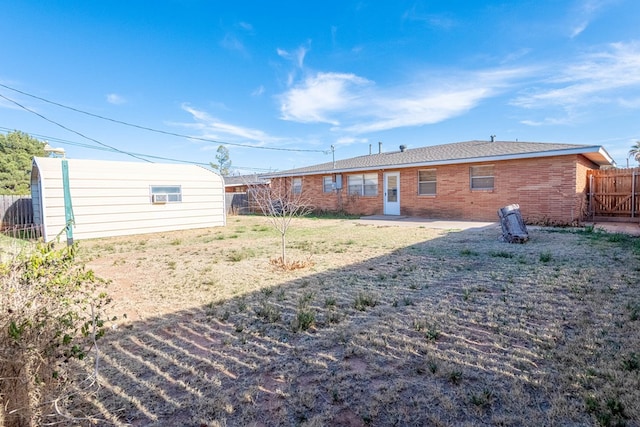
[383, 172, 401, 215]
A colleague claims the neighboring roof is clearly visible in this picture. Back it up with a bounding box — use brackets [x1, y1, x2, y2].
[263, 140, 615, 178]
[223, 174, 269, 187]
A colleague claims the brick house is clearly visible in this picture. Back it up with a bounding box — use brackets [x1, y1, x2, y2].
[263, 140, 615, 224]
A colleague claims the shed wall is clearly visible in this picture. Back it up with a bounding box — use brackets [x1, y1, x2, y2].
[33, 157, 225, 242]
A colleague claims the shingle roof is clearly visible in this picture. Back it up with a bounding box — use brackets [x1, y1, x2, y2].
[223, 174, 269, 187]
[264, 140, 614, 177]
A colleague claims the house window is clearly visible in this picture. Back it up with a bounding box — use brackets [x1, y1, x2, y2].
[150, 185, 182, 203]
[418, 169, 436, 195]
[347, 173, 378, 196]
[323, 176, 333, 193]
[470, 165, 494, 190]
[292, 177, 302, 194]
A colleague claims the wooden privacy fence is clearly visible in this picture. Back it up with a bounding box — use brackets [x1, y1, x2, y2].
[0, 194, 41, 239]
[587, 168, 640, 222]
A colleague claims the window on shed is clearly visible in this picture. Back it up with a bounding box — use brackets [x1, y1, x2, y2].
[323, 176, 333, 193]
[470, 165, 494, 190]
[150, 185, 182, 203]
[418, 169, 437, 195]
[292, 177, 302, 194]
[347, 173, 378, 196]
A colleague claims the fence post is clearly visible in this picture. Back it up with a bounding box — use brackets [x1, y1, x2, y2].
[589, 174, 594, 219]
[633, 171, 637, 218]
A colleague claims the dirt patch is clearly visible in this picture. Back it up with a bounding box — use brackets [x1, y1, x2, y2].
[52, 215, 640, 426]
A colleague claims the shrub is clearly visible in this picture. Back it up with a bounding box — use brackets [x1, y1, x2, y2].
[539, 251, 553, 263]
[354, 292, 378, 311]
[254, 302, 281, 323]
[291, 308, 316, 332]
[0, 242, 112, 426]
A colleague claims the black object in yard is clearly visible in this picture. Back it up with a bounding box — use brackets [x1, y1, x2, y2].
[498, 204, 529, 243]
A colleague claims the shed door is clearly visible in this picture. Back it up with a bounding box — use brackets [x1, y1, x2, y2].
[384, 172, 400, 215]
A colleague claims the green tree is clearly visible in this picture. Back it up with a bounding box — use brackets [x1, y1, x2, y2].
[210, 145, 232, 176]
[0, 131, 46, 195]
[629, 140, 640, 165]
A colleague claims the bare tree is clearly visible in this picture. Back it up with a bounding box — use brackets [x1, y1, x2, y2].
[249, 177, 313, 266]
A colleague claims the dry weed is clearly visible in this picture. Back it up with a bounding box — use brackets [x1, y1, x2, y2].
[33, 216, 640, 426]
[269, 256, 315, 271]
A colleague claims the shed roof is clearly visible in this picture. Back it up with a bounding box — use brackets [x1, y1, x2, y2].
[223, 174, 269, 187]
[263, 140, 615, 177]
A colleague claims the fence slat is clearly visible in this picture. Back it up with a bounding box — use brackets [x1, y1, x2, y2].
[1, 195, 42, 239]
[587, 168, 640, 221]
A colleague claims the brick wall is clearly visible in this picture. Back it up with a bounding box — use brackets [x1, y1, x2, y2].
[274, 154, 599, 223]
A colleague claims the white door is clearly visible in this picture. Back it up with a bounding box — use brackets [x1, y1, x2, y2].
[383, 172, 400, 215]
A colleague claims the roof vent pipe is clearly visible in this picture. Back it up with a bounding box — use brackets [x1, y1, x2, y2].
[399, 145, 406, 152]
[369, 144, 372, 155]
[490, 135, 496, 142]
[378, 141, 382, 154]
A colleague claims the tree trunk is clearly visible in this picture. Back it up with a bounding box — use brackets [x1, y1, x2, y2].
[2, 361, 34, 427]
[281, 232, 286, 264]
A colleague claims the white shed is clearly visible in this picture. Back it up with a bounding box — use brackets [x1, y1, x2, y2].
[31, 157, 226, 242]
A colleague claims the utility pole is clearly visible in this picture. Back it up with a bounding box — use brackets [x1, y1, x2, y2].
[331, 145, 335, 169]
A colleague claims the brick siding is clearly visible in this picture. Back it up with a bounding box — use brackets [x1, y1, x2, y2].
[273, 154, 599, 224]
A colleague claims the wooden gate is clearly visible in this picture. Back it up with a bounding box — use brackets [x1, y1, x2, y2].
[587, 168, 640, 222]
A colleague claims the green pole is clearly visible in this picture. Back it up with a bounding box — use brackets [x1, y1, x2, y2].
[61, 159, 75, 245]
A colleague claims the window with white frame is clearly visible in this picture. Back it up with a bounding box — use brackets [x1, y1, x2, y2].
[347, 173, 378, 196]
[292, 177, 302, 194]
[470, 165, 494, 190]
[418, 169, 436, 195]
[150, 185, 182, 203]
[323, 176, 333, 193]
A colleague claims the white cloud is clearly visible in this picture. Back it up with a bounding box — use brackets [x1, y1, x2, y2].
[402, 5, 456, 30]
[180, 104, 277, 145]
[278, 72, 372, 125]
[220, 33, 245, 52]
[278, 67, 529, 133]
[277, 44, 309, 68]
[501, 48, 532, 64]
[252, 85, 265, 96]
[106, 93, 126, 105]
[341, 86, 493, 134]
[334, 136, 368, 146]
[520, 116, 575, 126]
[512, 42, 640, 109]
[570, 21, 589, 38]
[569, 0, 613, 38]
[617, 96, 640, 108]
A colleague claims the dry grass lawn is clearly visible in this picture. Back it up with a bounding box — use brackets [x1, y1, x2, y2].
[46, 216, 640, 425]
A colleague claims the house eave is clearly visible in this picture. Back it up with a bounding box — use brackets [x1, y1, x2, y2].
[263, 145, 616, 178]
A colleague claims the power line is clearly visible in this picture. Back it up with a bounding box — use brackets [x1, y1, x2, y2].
[0, 82, 328, 153]
[0, 126, 277, 172]
[0, 93, 152, 163]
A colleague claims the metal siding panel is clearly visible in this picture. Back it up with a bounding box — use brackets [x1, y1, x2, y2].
[33, 157, 225, 241]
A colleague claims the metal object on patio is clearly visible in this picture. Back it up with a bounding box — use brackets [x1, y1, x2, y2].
[498, 204, 529, 243]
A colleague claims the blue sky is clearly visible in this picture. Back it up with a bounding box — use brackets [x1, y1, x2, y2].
[1, 0, 639, 173]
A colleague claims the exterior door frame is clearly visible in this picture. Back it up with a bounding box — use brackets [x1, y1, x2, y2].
[383, 171, 401, 215]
